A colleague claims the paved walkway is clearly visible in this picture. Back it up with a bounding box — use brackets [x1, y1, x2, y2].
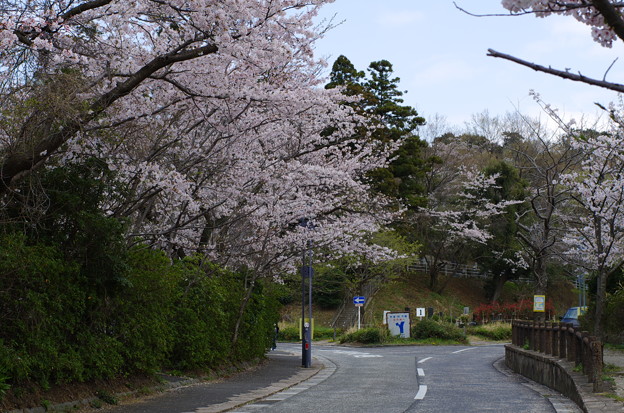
[98, 349, 321, 413]
[603, 347, 624, 402]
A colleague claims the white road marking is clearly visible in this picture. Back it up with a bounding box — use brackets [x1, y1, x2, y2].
[418, 357, 432, 364]
[414, 385, 428, 400]
[417, 368, 425, 377]
[452, 347, 476, 354]
[319, 349, 383, 358]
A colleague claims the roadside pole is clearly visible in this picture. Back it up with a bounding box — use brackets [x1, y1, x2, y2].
[353, 296, 365, 330]
[299, 218, 313, 368]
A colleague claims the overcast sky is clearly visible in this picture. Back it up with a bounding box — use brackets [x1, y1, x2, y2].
[313, 1, 624, 129]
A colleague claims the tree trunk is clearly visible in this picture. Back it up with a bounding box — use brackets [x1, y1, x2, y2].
[490, 272, 509, 303]
[594, 269, 607, 340]
[231, 278, 256, 350]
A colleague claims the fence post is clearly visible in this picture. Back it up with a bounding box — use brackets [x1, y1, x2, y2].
[534, 322, 540, 352]
[581, 334, 591, 380]
[590, 338, 603, 392]
[567, 325, 576, 363]
[559, 323, 567, 359]
[574, 331, 583, 367]
[545, 322, 552, 356]
[551, 323, 558, 357]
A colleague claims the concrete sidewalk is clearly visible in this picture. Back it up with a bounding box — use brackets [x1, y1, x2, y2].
[7, 349, 324, 413]
[98, 349, 323, 413]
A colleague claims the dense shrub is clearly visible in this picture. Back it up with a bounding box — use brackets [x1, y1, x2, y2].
[169, 259, 233, 369]
[411, 319, 465, 342]
[340, 327, 386, 344]
[0, 233, 280, 396]
[603, 289, 624, 344]
[314, 326, 338, 340]
[467, 322, 512, 341]
[114, 247, 177, 373]
[0, 233, 84, 386]
[278, 326, 301, 341]
[473, 300, 555, 322]
[278, 325, 339, 341]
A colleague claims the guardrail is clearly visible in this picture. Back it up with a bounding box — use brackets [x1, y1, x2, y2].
[407, 258, 490, 279]
[511, 320, 604, 391]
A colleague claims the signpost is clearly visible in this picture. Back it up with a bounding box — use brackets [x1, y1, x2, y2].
[416, 308, 425, 320]
[387, 312, 411, 338]
[353, 296, 365, 330]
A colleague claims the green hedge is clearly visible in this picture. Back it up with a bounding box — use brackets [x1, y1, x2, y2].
[278, 325, 338, 342]
[411, 319, 466, 342]
[467, 323, 512, 341]
[340, 327, 386, 344]
[0, 233, 279, 395]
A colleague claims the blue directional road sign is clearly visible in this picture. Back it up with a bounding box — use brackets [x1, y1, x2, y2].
[353, 296, 366, 306]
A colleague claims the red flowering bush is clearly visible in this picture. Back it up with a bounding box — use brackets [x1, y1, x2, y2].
[474, 299, 554, 322]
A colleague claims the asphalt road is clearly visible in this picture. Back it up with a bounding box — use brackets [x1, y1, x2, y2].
[104, 343, 582, 413]
[253, 344, 564, 413]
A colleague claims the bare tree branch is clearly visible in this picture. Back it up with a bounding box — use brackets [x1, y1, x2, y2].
[487, 48, 624, 93]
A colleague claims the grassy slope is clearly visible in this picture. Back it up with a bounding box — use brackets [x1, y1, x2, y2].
[280, 272, 578, 329]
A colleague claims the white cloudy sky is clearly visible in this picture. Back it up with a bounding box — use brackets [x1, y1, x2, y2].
[313, 1, 624, 128]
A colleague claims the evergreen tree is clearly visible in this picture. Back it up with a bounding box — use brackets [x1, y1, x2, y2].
[326, 55, 430, 209]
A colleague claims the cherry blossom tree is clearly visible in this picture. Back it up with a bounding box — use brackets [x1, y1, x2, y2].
[416, 165, 521, 293]
[503, 104, 583, 296]
[1, 1, 411, 347]
[559, 114, 624, 338]
[0, 1, 403, 283]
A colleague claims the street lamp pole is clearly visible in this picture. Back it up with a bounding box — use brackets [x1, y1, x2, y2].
[299, 218, 313, 368]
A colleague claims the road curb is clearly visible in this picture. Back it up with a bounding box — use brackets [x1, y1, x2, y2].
[195, 351, 332, 413]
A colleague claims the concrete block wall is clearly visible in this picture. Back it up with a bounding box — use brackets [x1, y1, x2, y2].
[505, 344, 624, 413]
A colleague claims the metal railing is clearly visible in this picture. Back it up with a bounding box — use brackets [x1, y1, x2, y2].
[407, 257, 490, 279]
[512, 320, 604, 391]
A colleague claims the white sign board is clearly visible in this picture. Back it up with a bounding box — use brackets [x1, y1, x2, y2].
[416, 308, 425, 318]
[383, 310, 391, 325]
[387, 312, 411, 338]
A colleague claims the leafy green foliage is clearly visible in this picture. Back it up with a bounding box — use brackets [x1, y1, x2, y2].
[340, 327, 387, 344]
[278, 326, 301, 341]
[277, 325, 338, 342]
[411, 319, 466, 342]
[603, 287, 624, 343]
[0, 232, 280, 391]
[477, 160, 529, 300]
[467, 323, 512, 341]
[312, 265, 348, 309]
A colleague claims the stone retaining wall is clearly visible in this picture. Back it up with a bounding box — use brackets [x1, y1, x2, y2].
[505, 344, 583, 407]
